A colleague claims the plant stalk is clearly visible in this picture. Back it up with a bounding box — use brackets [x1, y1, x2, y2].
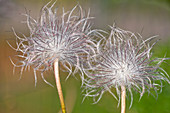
[54, 59, 66, 113]
[121, 85, 126, 113]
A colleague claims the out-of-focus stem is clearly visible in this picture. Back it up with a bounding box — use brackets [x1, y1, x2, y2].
[54, 59, 66, 113]
[121, 85, 126, 113]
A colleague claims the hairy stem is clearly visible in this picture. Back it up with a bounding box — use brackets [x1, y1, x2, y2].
[121, 85, 126, 113]
[54, 59, 66, 113]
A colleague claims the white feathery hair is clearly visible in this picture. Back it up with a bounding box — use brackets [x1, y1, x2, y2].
[82, 25, 170, 107]
[8, 1, 102, 86]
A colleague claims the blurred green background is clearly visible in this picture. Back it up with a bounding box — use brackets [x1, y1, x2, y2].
[0, 0, 170, 113]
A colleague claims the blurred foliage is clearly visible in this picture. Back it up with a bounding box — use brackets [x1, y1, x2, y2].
[0, 37, 169, 113]
[0, 0, 170, 113]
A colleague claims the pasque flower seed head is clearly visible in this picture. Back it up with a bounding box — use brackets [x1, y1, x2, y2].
[9, 2, 99, 85]
[82, 25, 170, 107]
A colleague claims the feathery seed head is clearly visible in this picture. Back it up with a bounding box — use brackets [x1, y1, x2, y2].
[9, 2, 98, 85]
[82, 25, 170, 107]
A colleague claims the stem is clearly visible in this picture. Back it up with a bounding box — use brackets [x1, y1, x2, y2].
[54, 59, 66, 113]
[121, 85, 126, 113]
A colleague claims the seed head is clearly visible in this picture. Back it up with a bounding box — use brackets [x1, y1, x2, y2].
[82, 25, 170, 107]
[8, 2, 99, 86]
